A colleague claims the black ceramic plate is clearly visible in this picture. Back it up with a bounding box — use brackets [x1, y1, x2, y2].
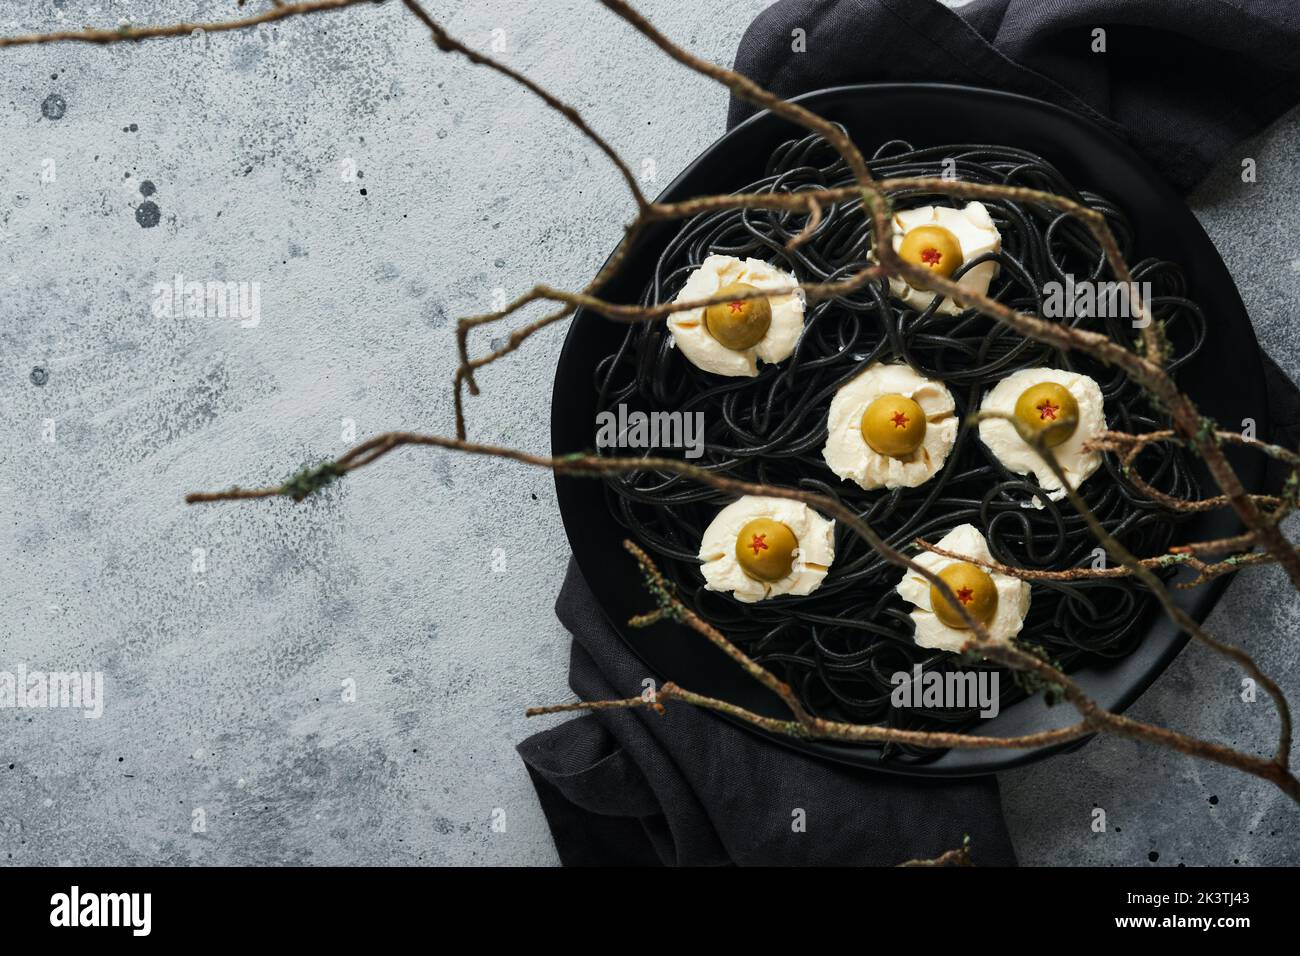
[550, 83, 1266, 776]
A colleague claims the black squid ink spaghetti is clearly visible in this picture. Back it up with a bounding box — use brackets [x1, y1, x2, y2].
[590, 133, 1206, 761]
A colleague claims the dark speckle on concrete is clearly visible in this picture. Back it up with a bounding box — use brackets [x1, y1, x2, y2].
[1148, 850, 1160, 863]
[135, 201, 161, 228]
[426, 297, 452, 327]
[41, 93, 66, 120]
[29, 367, 48, 387]
[139, 180, 156, 197]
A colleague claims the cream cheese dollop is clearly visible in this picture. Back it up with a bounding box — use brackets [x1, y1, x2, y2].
[888, 202, 1001, 315]
[978, 367, 1106, 501]
[698, 495, 835, 603]
[894, 523, 1031, 653]
[822, 363, 959, 490]
[666, 255, 805, 377]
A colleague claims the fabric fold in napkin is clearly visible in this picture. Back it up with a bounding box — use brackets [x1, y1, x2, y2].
[518, 0, 1300, 866]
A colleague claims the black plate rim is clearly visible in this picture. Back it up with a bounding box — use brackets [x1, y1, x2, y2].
[549, 81, 1267, 777]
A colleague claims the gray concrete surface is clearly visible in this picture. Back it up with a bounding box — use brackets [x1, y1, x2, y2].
[0, 0, 1296, 866]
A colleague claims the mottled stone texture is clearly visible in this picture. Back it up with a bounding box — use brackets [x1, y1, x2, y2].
[0, 1, 1295, 866]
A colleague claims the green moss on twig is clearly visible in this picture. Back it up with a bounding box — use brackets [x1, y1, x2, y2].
[1011, 643, 1068, 706]
[1196, 416, 1220, 447]
[281, 460, 344, 502]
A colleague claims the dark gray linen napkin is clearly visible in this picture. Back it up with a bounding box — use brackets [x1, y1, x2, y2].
[728, 0, 1300, 192]
[518, 0, 1300, 867]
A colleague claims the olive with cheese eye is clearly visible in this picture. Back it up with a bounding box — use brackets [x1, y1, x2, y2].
[1013, 382, 1079, 448]
[704, 282, 772, 351]
[930, 562, 999, 630]
[898, 225, 963, 278]
[735, 517, 797, 582]
[860, 393, 927, 459]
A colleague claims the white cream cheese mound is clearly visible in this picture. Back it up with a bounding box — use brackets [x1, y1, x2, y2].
[888, 202, 1002, 315]
[894, 523, 1032, 653]
[698, 495, 835, 603]
[822, 363, 959, 490]
[666, 255, 805, 377]
[978, 367, 1106, 502]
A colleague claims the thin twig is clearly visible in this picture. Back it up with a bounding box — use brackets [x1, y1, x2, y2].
[899, 839, 973, 867]
[0, 0, 377, 47]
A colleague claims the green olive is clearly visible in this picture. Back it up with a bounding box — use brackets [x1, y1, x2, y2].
[860, 393, 927, 459]
[930, 562, 999, 630]
[898, 224, 963, 278]
[1013, 381, 1079, 448]
[704, 282, 772, 351]
[735, 517, 797, 582]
